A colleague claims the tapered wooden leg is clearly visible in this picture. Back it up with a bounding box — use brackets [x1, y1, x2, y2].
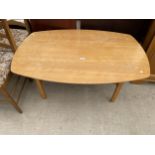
[2, 19, 17, 52]
[110, 83, 124, 102]
[0, 87, 23, 113]
[35, 80, 47, 99]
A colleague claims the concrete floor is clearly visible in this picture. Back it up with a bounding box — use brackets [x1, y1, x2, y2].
[0, 79, 154, 134]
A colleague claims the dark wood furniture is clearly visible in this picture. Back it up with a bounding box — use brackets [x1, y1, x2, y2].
[28, 19, 152, 45]
[81, 19, 152, 44]
[142, 20, 155, 82]
[146, 36, 155, 81]
[144, 20, 155, 82]
[29, 19, 76, 32]
[143, 20, 155, 50]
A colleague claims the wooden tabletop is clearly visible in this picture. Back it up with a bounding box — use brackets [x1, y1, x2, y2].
[11, 30, 150, 84]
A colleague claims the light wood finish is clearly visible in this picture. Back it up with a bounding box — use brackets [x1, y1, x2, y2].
[0, 19, 23, 113]
[35, 80, 47, 99]
[1, 19, 17, 52]
[0, 86, 22, 113]
[110, 83, 124, 102]
[132, 34, 155, 83]
[11, 30, 150, 84]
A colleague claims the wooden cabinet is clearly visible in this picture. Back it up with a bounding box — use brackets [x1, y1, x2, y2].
[29, 19, 76, 32]
[144, 20, 155, 81]
[146, 36, 155, 81]
[28, 19, 152, 44]
[81, 19, 151, 43]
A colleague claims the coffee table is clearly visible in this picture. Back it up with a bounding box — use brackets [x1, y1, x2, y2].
[11, 30, 150, 101]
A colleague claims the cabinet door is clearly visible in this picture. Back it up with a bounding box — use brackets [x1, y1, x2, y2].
[143, 20, 155, 50]
[81, 19, 151, 43]
[29, 19, 76, 32]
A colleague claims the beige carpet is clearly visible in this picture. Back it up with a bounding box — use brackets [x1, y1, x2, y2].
[0, 80, 154, 135]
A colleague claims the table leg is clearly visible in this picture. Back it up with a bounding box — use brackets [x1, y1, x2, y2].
[35, 80, 47, 99]
[110, 83, 124, 102]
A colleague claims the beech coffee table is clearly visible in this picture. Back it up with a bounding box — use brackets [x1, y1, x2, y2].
[11, 30, 150, 101]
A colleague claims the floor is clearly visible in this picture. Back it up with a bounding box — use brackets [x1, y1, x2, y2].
[0, 78, 154, 135]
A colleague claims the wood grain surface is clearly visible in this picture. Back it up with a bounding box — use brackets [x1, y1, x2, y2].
[11, 30, 150, 84]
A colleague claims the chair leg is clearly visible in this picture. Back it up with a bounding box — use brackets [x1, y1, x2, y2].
[110, 83, 124, 102]
[0, 86, 23, 113]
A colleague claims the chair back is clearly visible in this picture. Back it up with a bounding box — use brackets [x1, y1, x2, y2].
[0, 19, 17, 53]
